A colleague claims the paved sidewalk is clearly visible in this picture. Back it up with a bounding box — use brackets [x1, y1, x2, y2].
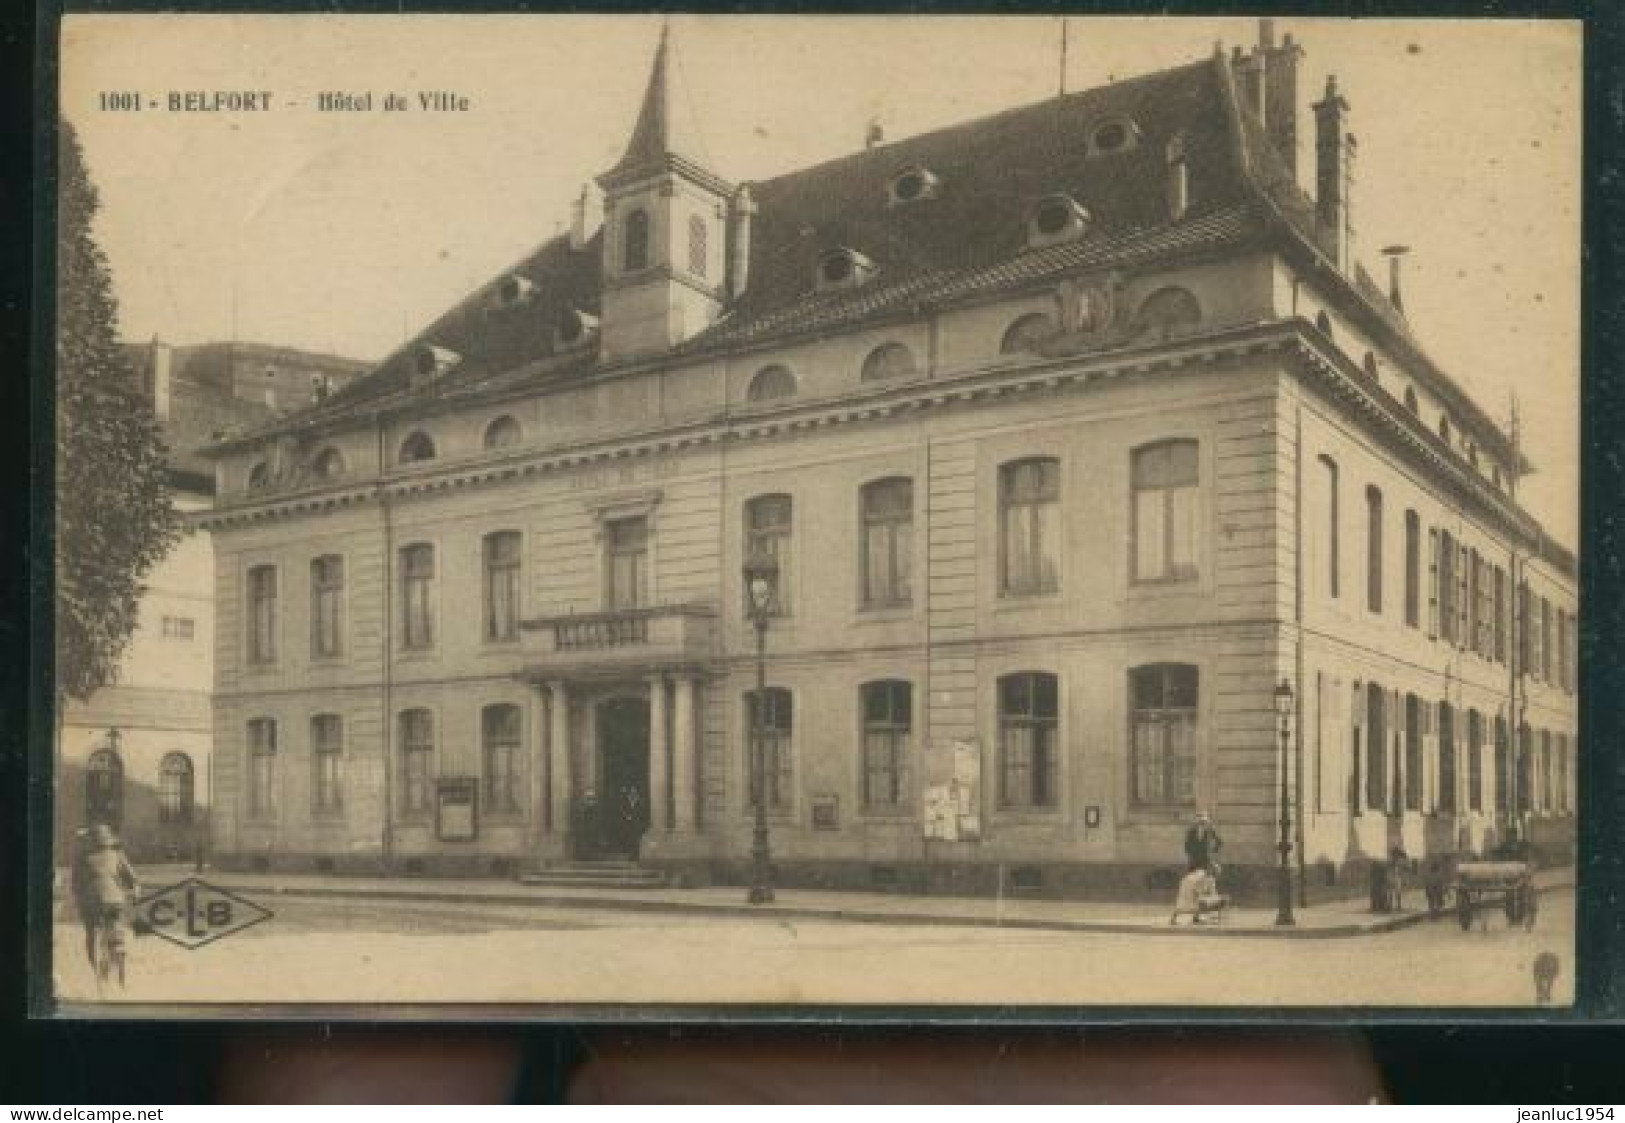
[119, 864, 1573, 939]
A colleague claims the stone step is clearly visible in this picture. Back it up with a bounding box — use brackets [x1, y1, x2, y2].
[520, 865, 669, 889]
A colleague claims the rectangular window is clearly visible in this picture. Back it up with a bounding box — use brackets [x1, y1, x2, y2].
[1462, 542, 1475, 653]
[482, 704, 523, 815]
[1438, 533, 1455, 644]
[1518, 581, 1533, 676]
[1437, 704, 1456, 815]
[1321, 457, 1340, 599]
[1130, 665, 1198, 808]
[1132, 441, 1200, 583]
[861, 681, 912, 809]
[1366, 487, 1383, 614]
[399, 708, 434, 817]
[158, 754, 194, 824]
[1541, 597, 1553, 683]
[744, 496, 792, 615]
[1404, 696, 1422, 811]
[1467, 550, 1481, 656]
[311, 714, 343, 816]
[861, 480, 913, 608]
[1540, 730, 1553, 813]
[605, 516, 650, 611]
[1427, 528, 1439, 638]
[1002, 672, 1061, 808]
[1494, 719, 1511, 814]
[1404, 511, 1420, 628]
[1000, 459, 1060, 596]
[162, 615, 195, 640]
[1557, 734, 1569, 814]
[1468, 709, 1484, 813]
[483, 532, 522, 642]
[400, 544, 436, 650]
[247, 565, 278, 664]
[1365, 684, 1387, 812]
[1494, 566, 1507, 664]
[247, 718, 277, 818]
[745, 688, 793, 810]
[310, 555, 344, 659]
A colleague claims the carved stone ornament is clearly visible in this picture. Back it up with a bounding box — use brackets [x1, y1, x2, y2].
[1040, 270, 1141, 355]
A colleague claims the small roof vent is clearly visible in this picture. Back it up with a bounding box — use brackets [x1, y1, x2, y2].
[817, 247, 877, 292]
[888, 165, 941, 207]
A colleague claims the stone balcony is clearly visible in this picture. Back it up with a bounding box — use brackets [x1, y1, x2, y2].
[517, 603, 719, 682]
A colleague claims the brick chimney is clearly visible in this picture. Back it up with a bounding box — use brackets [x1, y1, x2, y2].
[1313, 75, 1355, 271]
[1260, 22, 1304, 179]
[729, 184, 757, 302]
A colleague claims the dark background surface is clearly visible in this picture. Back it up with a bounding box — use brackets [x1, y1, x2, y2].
[6, 0, 1624, 1104]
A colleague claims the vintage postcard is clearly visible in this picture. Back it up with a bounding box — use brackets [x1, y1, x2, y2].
[47, 13, 1581, 1012]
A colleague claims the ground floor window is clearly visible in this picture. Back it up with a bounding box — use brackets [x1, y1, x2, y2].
[483, 703, 524, 815]
[158, 752, 194, 825]
[861, 680, 912, 809]
[1130, 665, 1197, 808]
[745, 688, 793, 810]
[312, 714, 343, 816]
[999, 672, 1059, 808]
[247, 719, 277, 819]
[1437, 703, 1456, 815]
[400, 708, 434, 818]
[86, 747, 124, 827]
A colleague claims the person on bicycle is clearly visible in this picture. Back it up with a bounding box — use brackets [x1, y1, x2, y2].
[69, 824, 139, 970]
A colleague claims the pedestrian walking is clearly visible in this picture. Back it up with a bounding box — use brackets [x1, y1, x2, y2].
[1184, 811, 1222, 872]
[69, 824, 139, 973]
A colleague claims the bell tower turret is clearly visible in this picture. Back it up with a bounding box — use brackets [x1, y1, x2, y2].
[597, 22, 732, 360]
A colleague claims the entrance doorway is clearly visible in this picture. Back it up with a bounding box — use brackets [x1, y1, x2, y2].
[581, 697, 650, 860]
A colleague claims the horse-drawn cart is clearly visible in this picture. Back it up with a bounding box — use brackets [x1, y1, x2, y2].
[1454, 860, 1537, 931]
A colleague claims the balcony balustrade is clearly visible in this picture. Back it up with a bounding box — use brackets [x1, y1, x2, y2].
[519, 602, 717, 677]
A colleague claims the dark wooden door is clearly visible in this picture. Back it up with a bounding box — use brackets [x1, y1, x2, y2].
[594, 697, 650, 860]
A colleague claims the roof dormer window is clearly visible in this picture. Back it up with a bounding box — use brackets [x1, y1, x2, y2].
[554, 308, 600, 351]
[1087, 117, 1140, 156]
[888, 165, 941, 207]
[1027, 194, 1091, 249]
[412, 345, 460, 387]
[491, 274, 536, 310]
[817, 247, 876, 292]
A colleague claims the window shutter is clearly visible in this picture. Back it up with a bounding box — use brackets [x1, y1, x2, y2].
[1427, 529, 1439, 639]
[1421, 700, 1437, 814]
[1349, 681, 1364, 814]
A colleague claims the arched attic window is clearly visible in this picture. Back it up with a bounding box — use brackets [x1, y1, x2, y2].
[483, 415, 522, 450]
[861, 342, 917, 383]
[999, 313, 1055, 356]
[1134, 287, 1202, 341]
[310, 447, 345, 481]
[399, 430, 437, 465]
[747, 364, 797, 403]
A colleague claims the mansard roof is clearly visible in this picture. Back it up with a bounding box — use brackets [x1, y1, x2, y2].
[208, 44, 1520, 478]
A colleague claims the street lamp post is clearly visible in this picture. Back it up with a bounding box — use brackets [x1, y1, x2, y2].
[742, 551, 780, 905]
[1273, 678, 1296, 927]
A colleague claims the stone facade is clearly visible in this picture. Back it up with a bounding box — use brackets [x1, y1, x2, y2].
[196, 24, 1577, 900]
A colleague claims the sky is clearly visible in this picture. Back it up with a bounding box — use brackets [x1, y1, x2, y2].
[60, 15, 1581, 544]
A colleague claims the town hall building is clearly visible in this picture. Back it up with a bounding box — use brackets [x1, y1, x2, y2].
[198, 22, 1577, 900]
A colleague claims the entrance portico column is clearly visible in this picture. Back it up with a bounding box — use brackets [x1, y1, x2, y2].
[673, 674, 697, 832]
[648, 673, 669, 831]
[548, 681, 571, 836]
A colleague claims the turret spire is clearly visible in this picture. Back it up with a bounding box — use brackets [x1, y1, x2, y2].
[600, 19, 719, 190]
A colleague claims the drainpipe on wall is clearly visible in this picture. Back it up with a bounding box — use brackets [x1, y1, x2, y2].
[378, 418, 396, 873]
[1294, 395, 1307, 906]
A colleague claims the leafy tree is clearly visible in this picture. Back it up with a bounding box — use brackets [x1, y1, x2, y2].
[56, 118, 178, 701]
